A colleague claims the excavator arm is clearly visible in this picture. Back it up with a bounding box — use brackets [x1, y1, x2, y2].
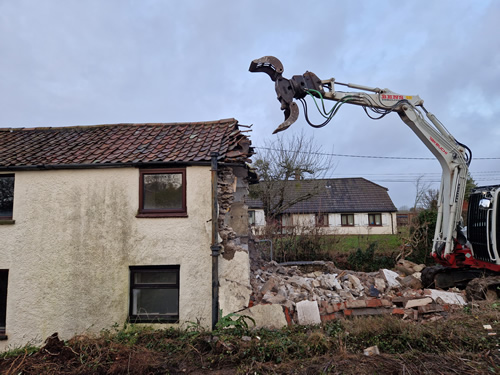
[250, 56, 472, 261]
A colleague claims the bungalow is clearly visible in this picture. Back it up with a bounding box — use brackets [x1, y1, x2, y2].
[0, 119, 255, 350]
[248, 178, 398, 235]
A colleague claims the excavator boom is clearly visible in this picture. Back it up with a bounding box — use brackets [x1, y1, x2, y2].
[249, 56, 500, 274]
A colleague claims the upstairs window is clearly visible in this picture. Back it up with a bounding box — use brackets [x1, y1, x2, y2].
[341, 214, 354, 227]
[129, 266, 179, 323]
[0, 175, 14, 220]
[138, 169, 187, 217]
[368, 213, 382, 226]
[315, 213, 329, 227]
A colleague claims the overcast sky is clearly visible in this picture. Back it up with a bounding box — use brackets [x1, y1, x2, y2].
[1, 0, 499, 208]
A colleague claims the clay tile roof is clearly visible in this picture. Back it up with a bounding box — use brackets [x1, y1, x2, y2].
[0, 119, 254, 169]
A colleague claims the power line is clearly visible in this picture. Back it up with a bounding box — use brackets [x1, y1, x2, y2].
[254, 146, 500, 161]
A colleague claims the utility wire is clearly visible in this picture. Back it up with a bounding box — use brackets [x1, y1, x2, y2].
[254, 146, 500, 161]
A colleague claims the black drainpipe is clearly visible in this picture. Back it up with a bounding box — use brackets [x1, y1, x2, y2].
[210, 152, 222, 329]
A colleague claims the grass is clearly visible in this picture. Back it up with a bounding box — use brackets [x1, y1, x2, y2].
[1, 302, 499, 374]
[327, 234, 403, 254]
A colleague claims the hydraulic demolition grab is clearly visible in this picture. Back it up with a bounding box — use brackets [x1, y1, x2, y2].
[250, 56, 500, 288]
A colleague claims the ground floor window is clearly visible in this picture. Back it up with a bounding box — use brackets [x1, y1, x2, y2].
[248, 210, 255, 225]
[279, 214, 293, 227]
[341, 214, 354, 226]
[368, 213, 382, 226]
[0, 270, 8, 339]
[315, 213, 329, 227]
[129, 266, 179, 323]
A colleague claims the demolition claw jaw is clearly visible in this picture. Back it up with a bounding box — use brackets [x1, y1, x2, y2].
[273, 101, 299, 134]
[250, 56, 300, 133]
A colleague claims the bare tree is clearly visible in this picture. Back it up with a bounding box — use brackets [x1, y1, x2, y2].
[421, 188, 439, 211]
[250, 131, 335, 220]
[413, 175, 432, 211]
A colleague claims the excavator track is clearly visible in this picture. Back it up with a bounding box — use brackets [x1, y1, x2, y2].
[466, 276, 500, 301]
[422, 265, 500, 301]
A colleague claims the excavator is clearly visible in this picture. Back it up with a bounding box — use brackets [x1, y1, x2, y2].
[249, 56, 500, 299]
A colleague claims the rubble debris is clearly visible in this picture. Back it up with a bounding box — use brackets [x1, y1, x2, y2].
[249, 258, 469, 327]
[425, 289, 466, 305]
[363, 345, 380, 356]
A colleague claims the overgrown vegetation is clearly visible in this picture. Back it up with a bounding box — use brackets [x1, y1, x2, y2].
[397, 209, 438, 265]
[256, 225, 400, 271]
[1, 303, 499, 374]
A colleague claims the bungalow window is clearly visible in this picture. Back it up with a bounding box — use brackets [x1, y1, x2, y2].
[280, 214, 293, 227]
[0, 270, 8, 340]
[138, 169, 187, 217]
[0, 175, 14, 220]
[129, 266, 179, 323]
[315, 213, 329, 227]
[341, 214, 354, 226]
[368, 213, 382, 226]
[248, 210, 256, 225]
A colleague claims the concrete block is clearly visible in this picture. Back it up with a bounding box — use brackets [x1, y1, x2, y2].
[404, 297, 432, 309]
[427, 289, 466, 305]
[345, 299, 367, 309]
[296, 300, 321, 326]
[239, 304, 288, 329]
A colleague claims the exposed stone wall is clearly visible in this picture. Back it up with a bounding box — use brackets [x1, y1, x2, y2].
[217, 166, 253, 315]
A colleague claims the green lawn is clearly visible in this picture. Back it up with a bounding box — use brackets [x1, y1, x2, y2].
[329, 234, 404, 254]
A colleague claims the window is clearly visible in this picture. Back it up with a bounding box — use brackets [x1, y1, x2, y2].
[280, 214, 293, 227]
[0, 175, 14, 220]
[129, 266, 179, 323]
[248, 210, 256, 225]
[368, 213, 382, 226]
[0, 270, 8, 339]
[315, 213, 329, 227]
[341, 214, 354, 227]
[138, 169, 186, 217]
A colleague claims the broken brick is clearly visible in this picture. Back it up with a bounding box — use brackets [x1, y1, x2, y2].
[366, 299, 382, 308]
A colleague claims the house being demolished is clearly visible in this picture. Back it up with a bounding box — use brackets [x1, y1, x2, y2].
[0, 119, 256, 350]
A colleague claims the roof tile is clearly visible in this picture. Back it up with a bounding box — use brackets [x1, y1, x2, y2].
[0, 119, 253, 168]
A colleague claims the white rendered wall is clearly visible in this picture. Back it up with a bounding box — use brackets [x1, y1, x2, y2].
[258, 212, 396, 235]
[0, 167, 218, 350]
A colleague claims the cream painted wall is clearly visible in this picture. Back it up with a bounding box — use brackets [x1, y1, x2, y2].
[252, 212, 397, 235]
[0, 167, 217, 350]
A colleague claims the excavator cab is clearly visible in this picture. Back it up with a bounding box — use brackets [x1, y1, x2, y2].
[467, 186, 500, 264]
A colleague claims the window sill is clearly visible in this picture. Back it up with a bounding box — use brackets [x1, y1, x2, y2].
[0, 334, 7, 341]
[128, 317, 179, 324]
[0, 219, 15, 225]
[136, 213, 188, 218]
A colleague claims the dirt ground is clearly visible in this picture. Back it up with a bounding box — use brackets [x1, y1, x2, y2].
[1, 302, 499, 375]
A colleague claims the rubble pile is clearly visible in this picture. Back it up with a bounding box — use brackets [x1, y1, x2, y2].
[249, 259, 466, 326]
